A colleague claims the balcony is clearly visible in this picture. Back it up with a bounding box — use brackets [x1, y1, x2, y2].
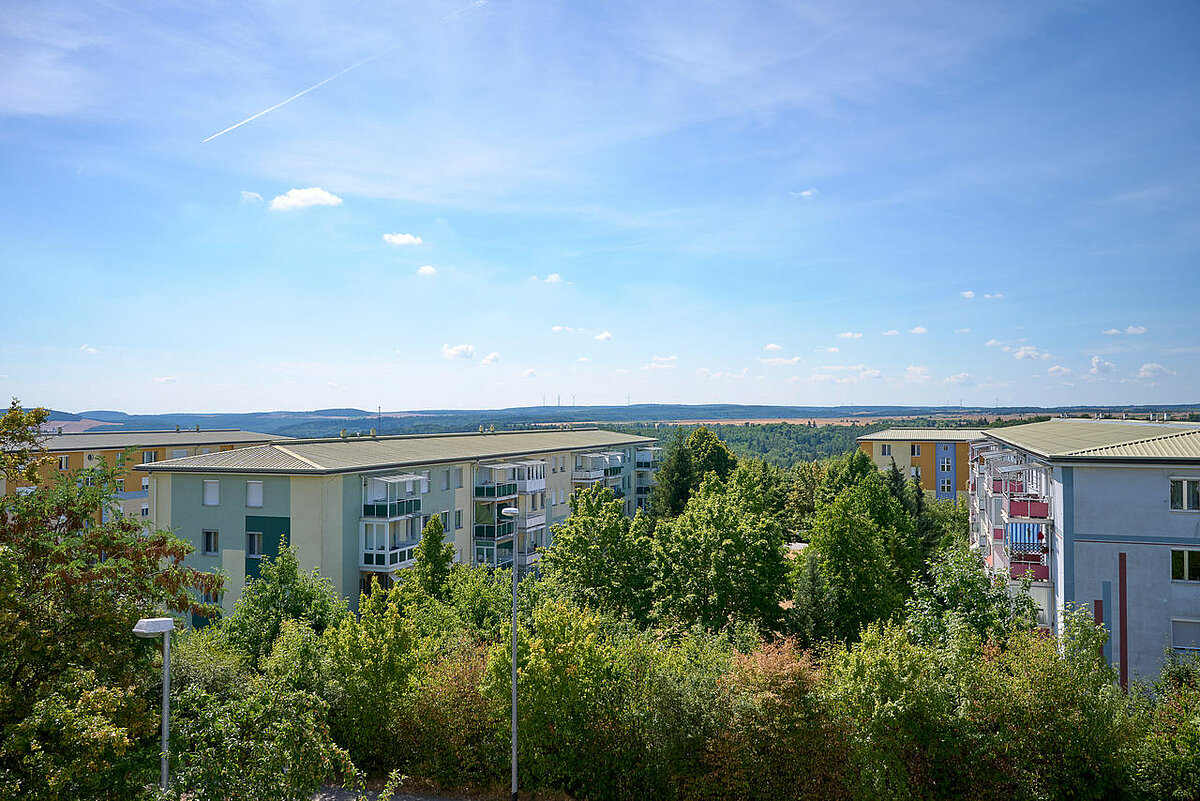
[474, 482, 518, 500]
[572, 468, 605, 483]
[1005, 496, 1050, 520]
[362, 498, 421, 519]
[520, 511, 546, 530]
[361, 543, 418, 571]
[517, 476, 546, 494]
[635, 485, 650, 496]
[474, 521, 515, 540]
[604, 465, 623, 477]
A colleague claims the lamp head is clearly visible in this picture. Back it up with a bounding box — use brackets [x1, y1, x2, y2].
[500, 506, 520, 518]
[133, 617, 175, 638]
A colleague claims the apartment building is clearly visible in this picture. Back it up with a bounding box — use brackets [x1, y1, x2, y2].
[136, 428, 659, 621]
[857, 428, 984, 499]
[970, 418, 1200, 683]
[1, 429, 282, 519]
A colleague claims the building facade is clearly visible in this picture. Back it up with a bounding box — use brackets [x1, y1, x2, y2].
[137, 428, 658, 621]
[857, 428, 983, 499]
[970, 418, 1200, 684]
[1, 429, 282, 519]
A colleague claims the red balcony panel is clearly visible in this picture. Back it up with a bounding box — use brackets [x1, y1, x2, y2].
[1008, 498, 1049, 519]
[993, 527, 1004, 540]
[1028, 500, 1049, 518]
[1011, 563, 1049, 581]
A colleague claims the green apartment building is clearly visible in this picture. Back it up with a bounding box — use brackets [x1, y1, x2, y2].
[137, 428, 660, 623]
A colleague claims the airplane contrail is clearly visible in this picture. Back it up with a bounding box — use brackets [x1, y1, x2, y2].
[203, 0, 490, 143]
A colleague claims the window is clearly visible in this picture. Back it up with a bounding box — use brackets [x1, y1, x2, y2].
[202, 480, 219, 506]
[1172, 550, 1200, 582]
[910, 444, 922, 457]
[58, 455, 70, 471]
[940, 457, 952, 473]
[453, 467, 463, 489]
[442, 469, 451, 490]
[247, 531, 263, 558]
[199, 448, 212, 455]
[141, 476, 149, 491]
[455, 509, 463, 530]
[910, 466, 922, 479]
[202, 530, 219, 555]
[1170, 479, 1200, 511]
[141, 503, 149, 517]
[940, 478, 953, 494]
[246, 480, 263, 508]
[171, 449, 188, 459]
[142, 451, 157, 464]
[880, 444, 891, 457]
[441, 510, 451, 530]
[200, 590, 220, 606]
[1173, 619, 1200, 651]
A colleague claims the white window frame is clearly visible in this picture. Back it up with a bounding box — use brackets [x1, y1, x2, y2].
[171, 449, 188, 459]
[453, 467, 463, 489]
[140, 503, 150, 517]
[911, 444, 922, 457]
[910, 466, 922, 479]
[939, 457, 952, 473]
[455, 509, 463, 530]
[246, 531, 263, 558]
[1171, 549, 1200, 582]
[202, 529, 219, 555]
[940, 478, 953, 494]
[141, 476, 150, 491]
[202, 480, 220, 507]
[58, 455, 70, 471]
[880, 444, 891, 457]
[1169, 478, 1200, 512]
[1172, 618, 1200, 652]
[245, 480, 264, 508]
[142, 451, 157, 464]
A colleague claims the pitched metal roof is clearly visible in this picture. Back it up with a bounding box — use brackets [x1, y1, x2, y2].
[136, 428, 657, 475]
[856, 428, 985, 443]
[37, 429, 284, 452]
[985, 419, 1200, 461]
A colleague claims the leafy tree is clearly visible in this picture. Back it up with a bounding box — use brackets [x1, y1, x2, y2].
[0, 401, 222, 798]
[411, 514, 454, 601]
[650, 431, 695, 519]
[782, 460, 825, 535]
[0, 400, 48, 484]
[223, 543, 349, 666]
[541, 484, 654, 624]
[815, 449, 878, 508]
[445, 563, 518, 643]
[652, 474, 788, 634]
[687, 426, 737, 483]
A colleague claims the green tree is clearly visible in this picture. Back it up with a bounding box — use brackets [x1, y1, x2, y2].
[687, 426, 738, 483]
[223, 543, 349, 666]
[0, 400, 48, 484]
[411, 514, 454, 601]
[0, 402, 223, 799]
[541, 484, 654, 624]
[815, 449, 878, 508]
[650, 431, 696, 519]
[782, 460, 825, 535]
[652, 474, 788, 634]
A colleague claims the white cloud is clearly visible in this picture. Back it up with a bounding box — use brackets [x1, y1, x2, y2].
[78, 343, 97, 355]
[816, 347, 839, 353]
[808, 373, 839, 384]
[956, 328, 971, 334]
[1103, 325, 1147, 335]
[152, 376, 177, 384]
[1138, 363, 1175, 379]
[818, 364, 883, 382]
[1090, 356, 1115, 375]
[416, 264, 436, 276]
[1012, 345, 1050, 361]
[944, 372, 973, 386]
[789, 188, 818, 198]
[696, 367, 748, 379]
[763, 343, 782, 352]
[758, 356, 803, 366]
[594, 331, 613, 342]
[530, 273, 567, 284]
[960, 290, 975, 299]
[1047, 365, 1072, 377]
[986, 339, 1003, 347]
[481, 352, 500, 365]
[838, 331, 863, 339]
[881, 330, 899, 336]
[577, 356, 588, 363]
[519, 368, 539, 379]
[652, 355, 677, 362]
[614, 368, 631, 374]
[822, 363, 867, 371]
[642, 361, 675, 371]
[909, 326, 927, 334]
[240, 190, 263, 203]
[906, 365, 932, 383]
[268, 187, 343, 211]
[984, 293, 1003, 300]
[383, 232, 423, 246]
[442, 343, 475, 360]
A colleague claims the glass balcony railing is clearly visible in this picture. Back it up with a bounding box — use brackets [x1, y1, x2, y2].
[474, 521, 515, 539]
[361, 544, 418, 569]
[361, 498, 421, 518]
[604, 466, 623, 477]
[474, 482, 518, 498]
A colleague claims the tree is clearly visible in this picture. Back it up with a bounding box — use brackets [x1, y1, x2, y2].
[782, 460, 825, 535]
[652, 475, 788, 634]
[650, 431, 695, 519]
[687, 426, 737, 483]
[815, 448, 878, 508]
[541, 484, 653, 624]
[223, 543, 349, 666]
[0, 401, 223, 798]
[411, 514, 454, 601]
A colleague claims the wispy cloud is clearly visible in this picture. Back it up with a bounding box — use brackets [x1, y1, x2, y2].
[881, 330, 899, 336]
[763, 343, 782, 351]
[651, 355, 677, 362]
[383, 232, 423, 246]
[944, 372, 973, 386]
[789, 188, 819, 198]
[758, 356, 802, 366]
[152, 376, 177, 384]
[1047, 365, 1072, 377]
[909, 326, 927, 334]
[577, 356, 588, 363]
[240, 190, 262, 203]
[268, 187, 343, 211]
[530, 273, 566, 284]
[905, 365, 932, 383]
[986, 339, 1002, 347]
[816, 346, 840, 353]
[1138, 363, 1175, 379]
[518, 368, 541, 379]
[1012, 345, 1050, 361]
[416, 264, 436, 276]
[78, 343, 98, 355]
[955, 327, 971, 334]
[1103, 325, 1147, 335]
[442, 343, 475, 360]
[837, 331, 863, 339]
[983, 293, 1003, 299]
[642, 361, 675, 370]
[960, 290, 975, 299]
[594, 331, 613, 342]
[1090, 355, 1114, 375]
[481, 351, 500, 365]
[550, 325, 579, 334]
[696, 367, 748, 379]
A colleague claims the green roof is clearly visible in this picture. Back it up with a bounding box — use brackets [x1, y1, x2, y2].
[136, 428, 657, 475]
[857, 428, 985, 443]
[986, 419, 1200, 461]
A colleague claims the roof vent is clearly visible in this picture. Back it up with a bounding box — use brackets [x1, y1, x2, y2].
[176, 425, 180, 432]
[370, 428, 377, 437]
[195, 425, 200, 432]
[340, 429, 348, 438]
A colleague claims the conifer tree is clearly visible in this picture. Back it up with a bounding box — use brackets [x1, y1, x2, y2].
[412, 514, 454, 601]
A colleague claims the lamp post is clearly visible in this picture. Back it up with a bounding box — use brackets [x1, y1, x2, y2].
[500, 505, 521, 801]
[133, 617, 175, 792]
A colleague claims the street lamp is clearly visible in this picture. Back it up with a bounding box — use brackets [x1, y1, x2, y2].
[500, 505, 521, 801]
[133, 616, 175, 792]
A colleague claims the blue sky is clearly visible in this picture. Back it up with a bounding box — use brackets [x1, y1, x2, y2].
[2, 0, 1197, 413]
